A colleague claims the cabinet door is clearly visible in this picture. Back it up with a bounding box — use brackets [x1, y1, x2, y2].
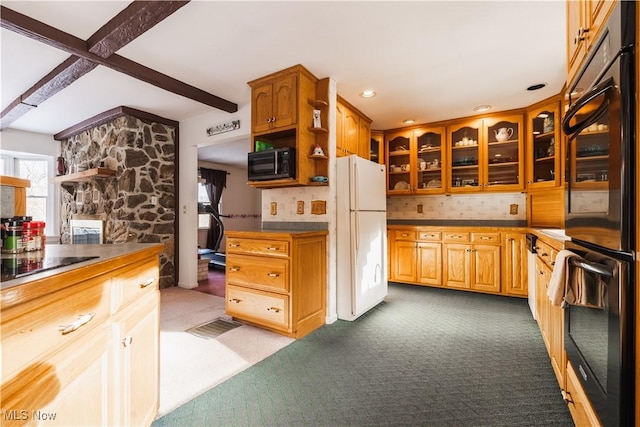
[390, 240, 417, 282]
[343, 106, 360, 156]
[336, 101, 346, 157]
[1, 326, 112, 427]
[527, 102, 561, 188]
[471, 244, 501, 293]
[566, 361, 603, 426]
[370, 131, 384, 164]
[252, 83, 273, 133]
[113, 292, 159, 427]
[417, 242, 441, 286]
[414, 126, 445, 193]
[358, 118, 371, 160]
[549, 301, 565, 387]
[272, 75, 297, 130]
[443, 244, 471, 289]
[503, 233, 527, 296]
[536, 257, 551, 352]
[484, 114, 524, 191]
[448, 119, 482, 192]
[386, 131, 413, 194]
[567, 0, 587, 85]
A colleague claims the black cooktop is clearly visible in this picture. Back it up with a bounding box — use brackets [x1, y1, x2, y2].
[1, 255, 100, 281]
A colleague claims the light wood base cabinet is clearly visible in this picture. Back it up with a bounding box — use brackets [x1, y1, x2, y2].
[0, 245, 162, 427]
[225, 230, 327, 339]
[565, 361, 603, 427]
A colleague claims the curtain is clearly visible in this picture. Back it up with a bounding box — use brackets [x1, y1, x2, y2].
[199, 168, 227, 251]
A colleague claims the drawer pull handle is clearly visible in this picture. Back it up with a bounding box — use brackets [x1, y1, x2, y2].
[122, 336, 133, 347]
[541, 252, 548, 257]
[401, 233, 409, 237]
[452, 235, 462, 239]
[59, 313, 95, 335]
[266, 247, 280, 251]
[267, 307, 281, 313]
[480, 236, 491, 240]
[507, 238, 514, 242]
[267, 273, 280, 277]
[140, 277, 156, 288]
[230, 267, 240, 272]
[229, 298, 241, 304]
[229, 243, 240, 247]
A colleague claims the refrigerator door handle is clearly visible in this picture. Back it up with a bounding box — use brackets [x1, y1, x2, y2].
[354, 213, 359, 251]
[353, 162, 359, 210]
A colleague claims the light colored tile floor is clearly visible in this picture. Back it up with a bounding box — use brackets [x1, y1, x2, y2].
[156, 287, 295, 418]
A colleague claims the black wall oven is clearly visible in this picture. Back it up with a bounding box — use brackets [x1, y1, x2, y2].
[561, 2, 635, 426]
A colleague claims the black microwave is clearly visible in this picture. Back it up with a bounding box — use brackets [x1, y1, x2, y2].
[247, 147, 296, 181]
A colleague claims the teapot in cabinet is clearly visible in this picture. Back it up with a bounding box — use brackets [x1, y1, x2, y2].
[494, 127, 513, 142]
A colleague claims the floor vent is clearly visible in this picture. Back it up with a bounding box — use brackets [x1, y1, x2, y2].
[186, 317, 241, 339]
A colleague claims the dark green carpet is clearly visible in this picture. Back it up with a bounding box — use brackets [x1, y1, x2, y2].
[153, 283, 574, 426]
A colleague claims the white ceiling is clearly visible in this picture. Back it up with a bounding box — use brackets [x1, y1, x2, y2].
[1, 1, 567, 167]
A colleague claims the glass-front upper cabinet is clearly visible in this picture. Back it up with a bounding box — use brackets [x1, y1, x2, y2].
[414, 126, 445, 193]
[484, 114, 524, 191]
[448, 119, 481, 192]
[386, 130, 413, 194]
[527, 100, 561, 188]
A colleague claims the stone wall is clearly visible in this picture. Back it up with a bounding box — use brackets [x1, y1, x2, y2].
[59, 114, 176, 288]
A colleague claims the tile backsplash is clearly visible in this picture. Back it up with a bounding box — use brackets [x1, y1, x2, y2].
[387, 192, 527, 221]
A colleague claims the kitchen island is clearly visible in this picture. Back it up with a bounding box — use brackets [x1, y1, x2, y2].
[1, 243, 163, 427]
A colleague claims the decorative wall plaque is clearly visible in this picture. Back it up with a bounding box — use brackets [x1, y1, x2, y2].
[206, 119, 240, 136]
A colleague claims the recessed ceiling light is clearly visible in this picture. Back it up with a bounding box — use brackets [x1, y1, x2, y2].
[360, 90, 376, 98]
[527, 83, 547, 91]
[473, 105, 492, 113]
[402, 119, 415, 125]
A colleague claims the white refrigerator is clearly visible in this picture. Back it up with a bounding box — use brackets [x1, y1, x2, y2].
[336, 155, 388, 321]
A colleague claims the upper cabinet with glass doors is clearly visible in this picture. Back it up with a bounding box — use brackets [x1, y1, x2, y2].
[448, 114, 524, 193]
[386, 126, 446, 195]
[527, 100, 561, 188]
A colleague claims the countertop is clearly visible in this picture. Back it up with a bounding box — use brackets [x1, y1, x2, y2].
[1, 243, 163, 290]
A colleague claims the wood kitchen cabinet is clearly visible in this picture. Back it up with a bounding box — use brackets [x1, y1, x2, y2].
[534, 238, 565, 388]
[448, 115, 524, 193]
[526, 99, 562, 189]
[248, 65, 329, 188]
[370, 130, 385, 164]
[567, 0, 617, 85]
[225, 230, 327, 339]
[388, 229, 442, 286]
[0, 244, 162, 427]
[250, 74, 297, 134]
[502, 232, 528, 297]
[443, 231, 501, 293]
[566, 361, 603, 426]
[335, 96, 372, 160]
[386, 126, 446, 195]
[388, 226, 530, 297]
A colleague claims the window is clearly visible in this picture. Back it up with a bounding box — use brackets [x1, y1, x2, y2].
[1, 152, 55, 236]
[197, 182, 224, 229]
[17, 158, 48, 222]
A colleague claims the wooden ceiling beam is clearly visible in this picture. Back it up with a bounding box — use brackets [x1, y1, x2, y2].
[1, 2, 237, 129]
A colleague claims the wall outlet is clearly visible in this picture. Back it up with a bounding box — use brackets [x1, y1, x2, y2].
[296, 200, 304, 215]
[270, 202, 277, 216]
[151, 195, 158, 205]
[509, 204, 518, 215]
[417, 203, 423, 214]
[311, 200, 326, 215]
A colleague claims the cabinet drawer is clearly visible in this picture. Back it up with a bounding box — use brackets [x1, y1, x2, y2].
[226, 254, 289, 292]
[443, 232, 470, 243]
[227, 238, 290, 257]
[391, 230, 417, 241]
[1, 274, 110, 381]
[471, 232, 501, 244]
[226, 285, 289, 331]
[418, 230, 441, 241]
[111, 258, 159, 313]
[536, 240, 557, 268]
